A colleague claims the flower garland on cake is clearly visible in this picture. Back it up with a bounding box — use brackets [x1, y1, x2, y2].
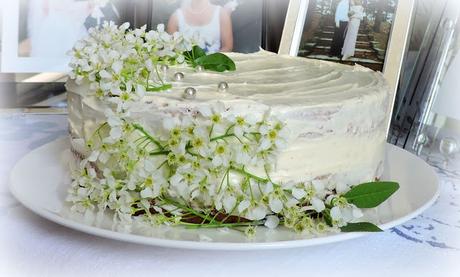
[66, 22, 399, 236]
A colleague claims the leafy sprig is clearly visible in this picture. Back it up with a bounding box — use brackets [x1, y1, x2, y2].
[339, 181, 400, 232]
[183, 45, 236, 72]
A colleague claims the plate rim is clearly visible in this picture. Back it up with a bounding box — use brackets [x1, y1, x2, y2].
[8, 137, 440, 251]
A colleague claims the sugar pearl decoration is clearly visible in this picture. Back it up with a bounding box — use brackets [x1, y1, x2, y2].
[174, 72, 184, 81]
[160, 64, 169, 72]
[218, 81, 229, 92]
[183, 87, 196, 99]
[196, 65, 204, 72]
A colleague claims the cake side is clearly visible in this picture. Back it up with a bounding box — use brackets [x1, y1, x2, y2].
[67, 51, 389, 188]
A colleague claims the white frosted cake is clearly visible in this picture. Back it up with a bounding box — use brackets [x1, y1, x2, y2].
[68, 52, 388, 187]
[65, 23, 396, 235]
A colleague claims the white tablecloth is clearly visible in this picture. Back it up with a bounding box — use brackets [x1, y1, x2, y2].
[1, 114, 459, 277]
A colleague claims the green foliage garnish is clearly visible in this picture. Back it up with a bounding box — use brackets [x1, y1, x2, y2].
[337, 181, 399, 232]
[341, 222, 383, 232]
[183, 45, 236, 72]
[183, 45, 206, 65]
[343, 181, 400, 208]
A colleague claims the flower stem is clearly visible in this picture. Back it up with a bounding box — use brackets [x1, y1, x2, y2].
[210, 133, 242, 143]
[181, 221, 263, 229]
[149, 150, 170, 156]
[229, 166, 268, 183]
[132, 123, 164, 150]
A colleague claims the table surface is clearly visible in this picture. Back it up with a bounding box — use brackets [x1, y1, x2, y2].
[1, 113, 459, 277]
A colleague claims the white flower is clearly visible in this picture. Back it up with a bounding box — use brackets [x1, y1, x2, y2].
[230, 115, 256, 137]
[292, 187, 306, 200]
[109, 126, 122, 140]
[264, 215, 280, 229]
[264, 182, 274, 194]
[258, 138, 272, 151]
[169, 173, 189, 199]
[99, 70, 112, 79]
[312, 179, 327, 199]
[269, 197, 283, 213]
[330, 202, 363, 227]
[211, 144, 230, 167]
[238, 200, 250, 213]
[111, 60, 123, 75]
[119, 22, 130, 31]
[162, 117, 181, 131]
[311, 197, 325, 212]
[140, 187, 154, 198]
[88, 150, 99, 162]
[286, 197, 299, 208]
[247, 205, 268, 220]
[135, 84, 146, 98]
[330, 206, 343, 222]
[139, 171, 166, 199]
[222, 195, 236, 214]
[234, 145, 252, 165]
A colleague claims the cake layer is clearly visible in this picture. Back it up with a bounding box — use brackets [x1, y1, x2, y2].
[67, 51, 389, 186]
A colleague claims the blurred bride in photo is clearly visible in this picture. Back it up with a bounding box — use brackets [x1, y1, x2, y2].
[342, 0, 364, 60]
[26, 0, 89, 57]
[166, 0, 233, 53]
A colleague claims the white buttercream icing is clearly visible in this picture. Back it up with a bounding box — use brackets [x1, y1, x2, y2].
[67, 51, 390, 185]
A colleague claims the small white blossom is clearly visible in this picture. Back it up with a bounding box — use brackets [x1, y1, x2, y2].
[222, 195, 236, 214]
[264, 215, 280, 229]
[311, 197, 325, 212]
[269, 197, 283, 213]
[238, 200, 250, 213]
[292, 187, 306, 200]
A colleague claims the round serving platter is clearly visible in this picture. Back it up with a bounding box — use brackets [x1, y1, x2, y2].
[9, 137, 439, 250]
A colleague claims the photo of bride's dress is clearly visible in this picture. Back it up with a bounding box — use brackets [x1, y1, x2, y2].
[342, 1, 365, 60]
[298, 0, 396, 72]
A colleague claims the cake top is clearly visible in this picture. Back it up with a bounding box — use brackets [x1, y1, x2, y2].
[67, 22, 389, 111]
[156, 51, 388, 106]
[68, 50, 389, 108]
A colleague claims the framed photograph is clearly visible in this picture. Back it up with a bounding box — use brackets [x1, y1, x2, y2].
[280, 0, 415, 133]
[1, 0, 123, 72]
[150, 0, 263, 54]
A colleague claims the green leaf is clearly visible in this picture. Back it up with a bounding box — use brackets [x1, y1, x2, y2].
[192, 45, 206, 59]
[183, 45, 206, 66]
[343, 181, 399, 208]
[183, 45, 236, 72]
[341, 222, 383, 232]
[195, 53, 236, 72]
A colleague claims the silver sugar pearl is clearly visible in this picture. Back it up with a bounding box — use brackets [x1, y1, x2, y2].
[183, 87, 196, 99]
[218, 81, 229, 92]
[196, 65, 204, 72]
[160, 64, 169, 72]
[174, 72, 184, 81]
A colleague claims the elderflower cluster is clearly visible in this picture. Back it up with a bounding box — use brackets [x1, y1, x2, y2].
[68, 21, 198, 111]
[67, 101, 364, 234]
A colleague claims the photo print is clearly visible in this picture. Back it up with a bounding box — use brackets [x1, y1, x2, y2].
[151, 0, 263, 54]
[299, 0, 398, 71]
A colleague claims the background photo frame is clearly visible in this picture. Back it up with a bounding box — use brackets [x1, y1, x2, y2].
[1, 0, 272, 73]
[1, 0, 124, 73]
[150, 0, 264, 54]
[280, 0, 415, 134]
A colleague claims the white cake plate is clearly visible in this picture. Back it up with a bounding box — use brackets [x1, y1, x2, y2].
[9, 137, 439, 250]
